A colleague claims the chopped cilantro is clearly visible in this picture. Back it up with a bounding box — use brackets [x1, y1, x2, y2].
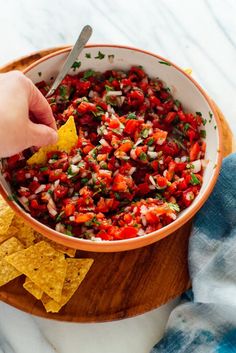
[168, 203, 180, 212]
[158, 61, 171, 66]
[147, 137, 155, 146]
[200, 130, 206, 138]
[141, 128, 149, 138]
[51, 154, 59, 160]
[40, 167, 48, 171]
[114, 192, 121, 200]
[71, 60, 81, 71]
[65, 229, 74, 237]
[196, 111, 202, 116]
[209, 111, 213, 122]
[56, 211, 64, 222]
[183, 123, 190, 132]
[108, 76, 114, 83]
[174, 99, 181, 108]
[139, 152, 147, 161]
[127, 112, 137, 120]
[190, 173, 200, 185]
[85, 53, 91, 58]
[202, 118, 207, 126]
[48, 190, 53, 195]
[83, 69, 95, 79]
[59, 85, 67, 99]
[81, 178, 89, 184]
[95, 51, 105, 60]
[105, 85, 113, 91]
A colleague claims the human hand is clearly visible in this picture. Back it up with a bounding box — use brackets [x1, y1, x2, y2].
[0, 71, 58, 158]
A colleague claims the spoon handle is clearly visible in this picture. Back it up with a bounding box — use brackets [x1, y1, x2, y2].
[46, 25, 93, 97]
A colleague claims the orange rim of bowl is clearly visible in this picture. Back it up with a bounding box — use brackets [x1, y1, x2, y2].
[0, 44, 223, 252]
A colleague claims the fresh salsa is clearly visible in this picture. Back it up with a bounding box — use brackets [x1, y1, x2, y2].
[3, 66, 206, 241]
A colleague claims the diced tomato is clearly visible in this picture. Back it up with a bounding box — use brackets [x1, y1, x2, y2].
[74, 213, 94, 223]
[190, 142, 200, 161]
[64, 203, 75, 217]
[119, 226, 138, 239]
[124, 120, 140, 134]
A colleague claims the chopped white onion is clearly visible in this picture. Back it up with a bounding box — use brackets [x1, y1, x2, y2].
[70, 164, 80, 174]
[71, 154, 81, 164]
[191, 160, 201, 173]
[88, 90, 94, 98]
[106, 90, 122, 97]
[99, 138, 110, 147]
[128, 167, 136, 175]
[181, 156, 187, 162]
[54, 179, 60, 188]
[133, 138, 143, 148]
[147, 151, 158, 159]
[25, 173, 31, 179]
[149, 175, 156, 186]
[35, 184, 46, 194]
[69, 216, 75, 221]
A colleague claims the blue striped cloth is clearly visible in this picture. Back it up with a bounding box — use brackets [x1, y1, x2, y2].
[151, 153, 236, 353]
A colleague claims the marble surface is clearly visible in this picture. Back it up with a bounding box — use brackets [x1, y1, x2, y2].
[0, 0, 235, 352]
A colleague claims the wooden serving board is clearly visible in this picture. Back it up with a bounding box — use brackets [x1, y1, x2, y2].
[0, 48, 233, 322]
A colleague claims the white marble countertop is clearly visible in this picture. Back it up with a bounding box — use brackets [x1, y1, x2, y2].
[0, 0, 235, 352]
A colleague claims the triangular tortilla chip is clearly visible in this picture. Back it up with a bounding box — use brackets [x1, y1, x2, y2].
[0, 237, 24, 286]
[41, 258, 94, 312]
[27, 116, 78, 165]
[0, 196, 14, 235]
[23, 277, 43, 300]
[5, 241, 67, 301]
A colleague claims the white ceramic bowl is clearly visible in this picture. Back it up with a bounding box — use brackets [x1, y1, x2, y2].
[0, 45, 222, 252]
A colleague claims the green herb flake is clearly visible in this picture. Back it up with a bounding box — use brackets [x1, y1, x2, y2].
[51, 154, 59, 160]
[159, 61, 171, 66]
[190, 173, 200, 185]
[202, 118, 207, 126]
[71, 60, 81, 71]
[183, 123, 190, 133]
[65, 229, 74, 237]
[196, 111, 202, 116]
[38, 72, 42, 77]
[209, 111, 213, 123]
[147, 137, 155, 146]
[127, 112, 137, 120]
[40, 167, 48, 172]
[95, 51, 105, 60]
[114, 192, 121, 200]
[108, 76, 114, 83]
[81, 178, 89, 184]
[214, 125, 217, 130]
[105, 85, 113, 92]
[56, 211, 65, 222]
[85, 53, 91, 58]
[141, 128, 149, 138]
[174, 99, 181, 108]
[59, 85, 67, 99]
[139, 152, 147, 161]
[48, 190, 53, 195]
[83, 69, 95, 79]
[186, 163, 194, 169]
[200, 130, 206, 138]
[168, 203, 180, 212]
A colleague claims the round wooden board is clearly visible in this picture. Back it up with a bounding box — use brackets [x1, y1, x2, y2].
[0, 48, 233, 322]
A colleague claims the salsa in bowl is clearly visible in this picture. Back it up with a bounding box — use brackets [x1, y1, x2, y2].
[0, 45, 222, 252]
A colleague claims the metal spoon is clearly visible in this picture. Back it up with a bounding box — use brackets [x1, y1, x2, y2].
[46, 25, 93, 97]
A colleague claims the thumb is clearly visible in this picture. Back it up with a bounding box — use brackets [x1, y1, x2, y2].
[27, 121, 58, 148]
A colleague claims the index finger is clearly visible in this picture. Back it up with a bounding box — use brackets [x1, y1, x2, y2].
[26, 77, 57, 131]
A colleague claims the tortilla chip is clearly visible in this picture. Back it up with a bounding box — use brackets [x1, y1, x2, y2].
[33, 232, 76, 257]
[27, 116, 78, 165]
[0, 237, 24, 286]
[0, 196, 15, 235]
[5, 241, 67, 301]
[41, 258, 94, 312]
[23, 277, 43, 300]
[0, 225, 18, 244]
